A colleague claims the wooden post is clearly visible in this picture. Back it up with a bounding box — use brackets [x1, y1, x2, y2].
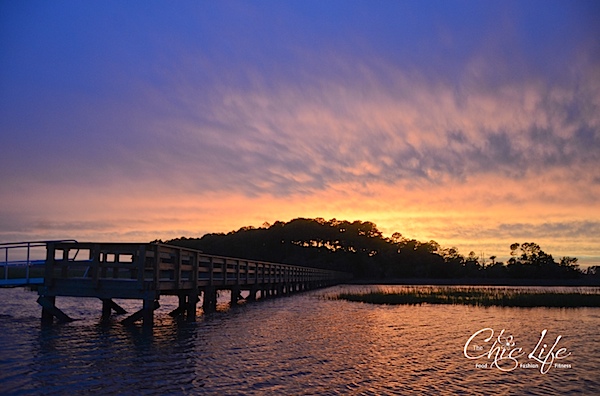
[122, 299, 159, 326]
[40, 295, 55, 324]
[189, 251, 199, 321]
[247, 286, 258, 302]
[230, 286, 239, 306]
[169, 294, 187, 318]
[169, 292, 198, 321]
[142, 298, 154, 327]
[37, 296, 73, 323]
[208, 257, 214, 290]
[174, 249, 181, 289]
[202, 286, 217, 313]
[102, 299, 112, 319]
[101, 298, 127, 320]
[186, 291, 198, 321]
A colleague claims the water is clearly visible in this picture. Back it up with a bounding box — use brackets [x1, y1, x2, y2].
[1, 285, 599, 395]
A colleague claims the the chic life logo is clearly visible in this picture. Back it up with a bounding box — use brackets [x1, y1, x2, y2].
[463, 328, 572, 374]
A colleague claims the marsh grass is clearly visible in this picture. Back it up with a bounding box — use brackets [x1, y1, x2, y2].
[334, 286, 600, 307]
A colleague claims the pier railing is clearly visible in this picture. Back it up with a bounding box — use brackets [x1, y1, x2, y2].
[18, 241, 352, 325]
[41, 241, 348, 299]
[0, 240, 77, 287]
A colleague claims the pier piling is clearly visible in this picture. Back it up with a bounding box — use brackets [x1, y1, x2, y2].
[202, 286, 217, 313]
[37, 296, 73, 323]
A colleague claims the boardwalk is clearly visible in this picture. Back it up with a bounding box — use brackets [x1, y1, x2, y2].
[28, 241, 349, 326]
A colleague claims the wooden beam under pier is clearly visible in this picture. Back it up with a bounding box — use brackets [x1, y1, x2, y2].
[37, 296, 74, 323]
[121, 299, 160, 326]
[101, 298, 127, 320]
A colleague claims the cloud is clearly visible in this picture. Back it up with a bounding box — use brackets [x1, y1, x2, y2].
[4, 53, 598, 215]
[3, 2, 599, 199]
[133, 57, 599, 198]
[429, 220, 600, 246]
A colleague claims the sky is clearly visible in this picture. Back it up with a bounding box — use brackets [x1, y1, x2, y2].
[1, 1, 599, 266]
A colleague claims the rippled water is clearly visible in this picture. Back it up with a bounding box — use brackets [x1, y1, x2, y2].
[1, 285, 599, 395]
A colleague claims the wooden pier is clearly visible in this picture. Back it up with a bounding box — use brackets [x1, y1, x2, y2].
[37, 241, 349, 326]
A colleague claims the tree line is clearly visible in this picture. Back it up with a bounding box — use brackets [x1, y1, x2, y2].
[164, 217, 596, 280]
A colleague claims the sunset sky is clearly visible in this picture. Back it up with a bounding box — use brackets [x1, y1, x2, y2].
[1, 1, 599, 266]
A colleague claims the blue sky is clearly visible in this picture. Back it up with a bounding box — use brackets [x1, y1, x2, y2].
[1, 1, 599, 265]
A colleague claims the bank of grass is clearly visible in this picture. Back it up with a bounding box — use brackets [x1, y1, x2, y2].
[334, 287, 600, 307]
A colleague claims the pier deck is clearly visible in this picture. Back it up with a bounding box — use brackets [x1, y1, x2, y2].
[36, 241, 349, 325]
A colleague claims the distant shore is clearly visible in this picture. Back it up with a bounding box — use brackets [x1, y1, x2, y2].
[346, 277, 600, 287]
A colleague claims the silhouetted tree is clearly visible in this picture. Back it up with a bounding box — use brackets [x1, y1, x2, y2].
[164, 220, 585, 281]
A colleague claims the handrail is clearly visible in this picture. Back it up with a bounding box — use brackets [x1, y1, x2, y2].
[1, 240, 78, 287]
[0, 239, 78, 247]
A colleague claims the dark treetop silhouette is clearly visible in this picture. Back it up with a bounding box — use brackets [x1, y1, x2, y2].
[165, 218, 595, 282]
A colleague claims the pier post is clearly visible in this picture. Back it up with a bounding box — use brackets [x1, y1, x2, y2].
[169, 292, 198, 321]
[121, 299, 159, 326]
[170, 294, 188, 318]
[40, 296, 55, 324]
[102, 299, 111, 319]
[230, 286, 241, 306]
[101, 299, 127, 320]
[178, 294, 187, 316]
[202, 286, 217, 313]
[37, 296, 73, 323]
[142, 298, 155, 327]
[247, 286, 258, 302]
[186, 292, 198, 321]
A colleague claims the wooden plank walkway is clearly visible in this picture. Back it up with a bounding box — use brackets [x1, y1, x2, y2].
[37, 241, 350, 326]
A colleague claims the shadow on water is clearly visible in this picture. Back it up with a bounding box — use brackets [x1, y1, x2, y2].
[30, 314, 213, 394]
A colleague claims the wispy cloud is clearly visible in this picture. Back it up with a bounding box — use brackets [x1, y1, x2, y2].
[133, 58, 600, 196]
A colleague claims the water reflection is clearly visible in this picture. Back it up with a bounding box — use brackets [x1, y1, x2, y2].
[0, 286, 599, 394]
